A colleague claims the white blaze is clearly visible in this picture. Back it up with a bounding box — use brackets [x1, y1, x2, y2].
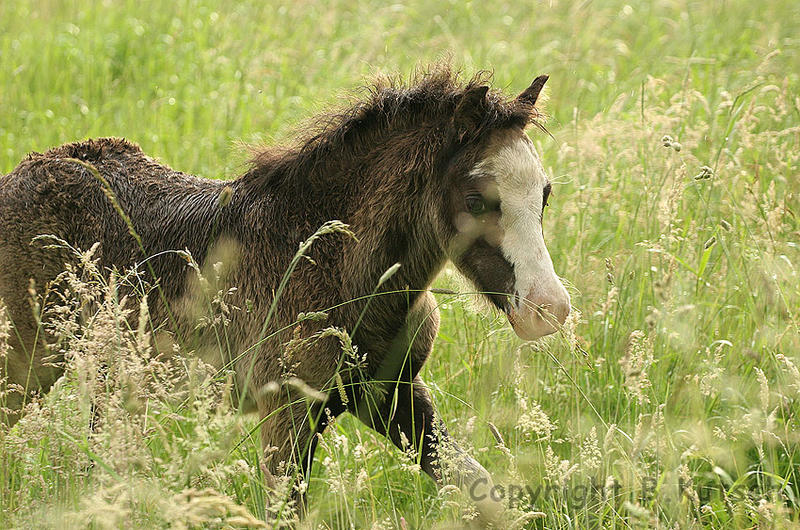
[472, 133, 570, 339]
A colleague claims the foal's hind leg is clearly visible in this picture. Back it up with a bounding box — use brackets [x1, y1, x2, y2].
[0, 305, 63, 426]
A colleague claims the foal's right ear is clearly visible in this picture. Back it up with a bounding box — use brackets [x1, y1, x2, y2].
[454, 85, 489, 140]
[516, 74, 549, 107]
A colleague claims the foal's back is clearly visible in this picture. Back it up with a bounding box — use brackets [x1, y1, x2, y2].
[0, 138, 224, 422]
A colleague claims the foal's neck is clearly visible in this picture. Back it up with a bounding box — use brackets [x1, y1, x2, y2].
[236, 126, 448, 332]
[338, 176, 447, 345]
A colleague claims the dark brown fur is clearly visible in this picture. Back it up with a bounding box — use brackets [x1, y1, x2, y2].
[0, 67, 546, 518]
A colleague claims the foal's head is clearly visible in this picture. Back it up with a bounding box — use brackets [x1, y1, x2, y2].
[441, 76, 570, 340]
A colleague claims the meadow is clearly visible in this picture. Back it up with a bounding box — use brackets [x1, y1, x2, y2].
[1, 0, 799, 527]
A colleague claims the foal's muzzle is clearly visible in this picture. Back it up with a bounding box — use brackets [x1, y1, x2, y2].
[506, 286, 571, 340]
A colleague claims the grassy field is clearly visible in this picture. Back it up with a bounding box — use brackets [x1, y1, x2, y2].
[1, 0, 799, 528]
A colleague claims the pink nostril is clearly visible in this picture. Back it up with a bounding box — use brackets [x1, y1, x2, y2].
[536, 302, 568, 326]
[527, 293, 570, 326]
[508, 288, 571, 341]
[555, 298, 570, 324]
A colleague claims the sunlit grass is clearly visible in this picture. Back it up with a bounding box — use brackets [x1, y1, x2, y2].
[1, 0, 799, 527]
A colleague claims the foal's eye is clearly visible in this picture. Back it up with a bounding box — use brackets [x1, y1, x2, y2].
[465, 195, 486, 215]
[542, 182, 552, 209]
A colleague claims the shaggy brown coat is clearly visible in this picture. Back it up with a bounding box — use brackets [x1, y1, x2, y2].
[0, 68, 547, 519]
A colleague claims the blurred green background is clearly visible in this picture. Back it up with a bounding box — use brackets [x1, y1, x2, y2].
[2, 0, 795, 175]
[1, 1, 799, 527]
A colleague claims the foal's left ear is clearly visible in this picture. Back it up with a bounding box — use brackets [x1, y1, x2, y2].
[516, 74, 549, 106]
[454, 85, 490, 140]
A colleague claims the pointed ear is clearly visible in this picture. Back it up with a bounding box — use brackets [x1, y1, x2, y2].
[454, 85, 489, 140]
[516, 74, 549, 106]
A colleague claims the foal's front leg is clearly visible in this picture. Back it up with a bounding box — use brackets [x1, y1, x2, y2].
[356, 375, 505, 524]
[259, 399, 340, 520]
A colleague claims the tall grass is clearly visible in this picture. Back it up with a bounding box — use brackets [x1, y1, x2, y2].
[1, 0, 799, 527]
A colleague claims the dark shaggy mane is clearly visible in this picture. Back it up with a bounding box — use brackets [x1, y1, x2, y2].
[244, 65, 545, 193]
